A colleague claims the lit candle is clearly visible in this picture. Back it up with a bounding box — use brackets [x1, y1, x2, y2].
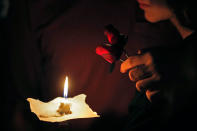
[27, 75, 99, 122]
[64, 76, 68, 98]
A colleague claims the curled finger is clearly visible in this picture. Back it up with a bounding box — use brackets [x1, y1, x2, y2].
[135, 73, 161, 92]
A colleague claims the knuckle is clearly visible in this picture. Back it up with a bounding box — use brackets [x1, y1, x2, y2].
[127, 57, 133, 64]
[144, 52, 154, 65]
[136, 83, 142, 92]
[136, 81, 145, 92]
[128, 70, 135, 81]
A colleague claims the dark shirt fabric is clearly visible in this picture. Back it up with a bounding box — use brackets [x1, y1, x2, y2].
[168, 32, 197, 130]
[124, 32, 197, 131]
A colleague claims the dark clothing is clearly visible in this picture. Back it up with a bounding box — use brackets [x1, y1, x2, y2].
[124, 32, 197, 131]
[167, 32, 197, 130]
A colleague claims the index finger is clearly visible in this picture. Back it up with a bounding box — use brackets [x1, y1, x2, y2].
[120, 55, 144, 73]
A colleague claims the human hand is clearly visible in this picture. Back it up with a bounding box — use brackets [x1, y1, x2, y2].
[120, 52, 161, 101]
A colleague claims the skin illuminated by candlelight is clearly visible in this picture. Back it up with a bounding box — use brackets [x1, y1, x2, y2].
[137, 0, 173, 23]
[121, 0, 195, 101]
[136, 0, 194, 39]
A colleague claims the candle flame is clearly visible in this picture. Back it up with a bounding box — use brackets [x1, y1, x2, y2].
[64, 76, 68, 98]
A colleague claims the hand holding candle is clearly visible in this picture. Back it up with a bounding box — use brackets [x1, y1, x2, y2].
[27, 76, 99, 122]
